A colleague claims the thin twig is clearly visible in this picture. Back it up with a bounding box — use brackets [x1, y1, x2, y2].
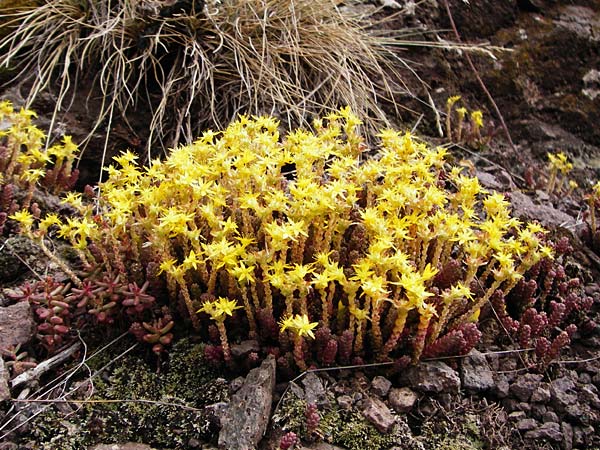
[11, 342, 82, 388]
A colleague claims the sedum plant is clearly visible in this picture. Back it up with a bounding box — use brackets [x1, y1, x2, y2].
[12, 107, 560, 368]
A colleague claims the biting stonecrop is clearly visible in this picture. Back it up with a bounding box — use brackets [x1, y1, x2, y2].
[12, 107, 557, 367]
[0, 100, 79, 235]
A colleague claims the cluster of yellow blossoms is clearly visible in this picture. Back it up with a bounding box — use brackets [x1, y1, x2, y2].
[12, 107, 554, 364]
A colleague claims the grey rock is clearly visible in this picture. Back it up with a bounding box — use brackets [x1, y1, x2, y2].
[508, 191, 579, 231]
[302, 372, 327, 407]
[0, 302, 36, 349]
[530, 403, 547, 420]
[493, 378, 510, 399]
[550, 377, 578, 413]
[0, 443, 18, 450]
[530, 383, 551, 403]
[508, 411, 527, 421]
[524, 422, 563, 443]
[460, 349, 494, 393]
[229, 376, 245, 394]
[580, 385, 600, 410]
[230, 340, 260, 358]
[510, 373, 543, 402]
[516, 418, 538, 431]
[370, 376, 392, 397]
[561, 421, 574, 450]
[399, 361, 460, 394]
[91, 444, 156, 450]
[361, 397, 396, 434]
[542, 411, 559, 423]
[388, 387, 418, 413]
[218, 355, 276, 450]
[297, 443, 346, 450]
[0, 358, 10, 401]
[336, 395, 353, 410]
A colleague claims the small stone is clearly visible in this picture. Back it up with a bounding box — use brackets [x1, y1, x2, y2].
[518, 402, 531, 413]
[530, 384, 551, 403]
[580, 385, 600, 410]
[399, 361, 460, 394]
[561, 422, 574, 450]
[493, 378, 510, 399]
[460, 349, 494, 393]
[361, 397, 396, 434]
[370, 376, 392, 397]
[525, 422, 563, 442]
[579, 372, 592, 384]
[508, 411, 527, 420]
[91, 444, 156, 450]
[336, 395, 353, 410]
[388, 387, 418, 413]
[510, 373, 543, 402]
[516, 418, 538, 431]
[542, 411, 559, 423]
[550, 377, 578, 413]
[0, 358, 10, 402]
[302, 372, 327, 407]
[0, 302, 36, 349]
[530, 403, 547, 420]
[230, 340, 260, 358]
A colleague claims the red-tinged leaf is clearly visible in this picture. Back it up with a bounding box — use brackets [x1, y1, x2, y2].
[53, 324, 70, 334]
[36, 307, 50, 319]
[49, 316, 64, 325]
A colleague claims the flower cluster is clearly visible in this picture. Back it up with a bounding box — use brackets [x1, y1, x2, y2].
[445, 95, 491, 147]
[546, 151, 576, 195]
[0, 101, 79, 234]
[13, 108, 563, 369]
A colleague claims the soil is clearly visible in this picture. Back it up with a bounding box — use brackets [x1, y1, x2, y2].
[1, 1, 600, 449]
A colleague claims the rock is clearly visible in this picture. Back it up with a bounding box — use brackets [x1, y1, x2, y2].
[0, 443, 18, 450]
[530, 403, 547, 420]
[230, 340, 260, 358]
[460, 349, 494, 393]
[361, 397, 396, 434]
[550, 377, 578, 413]
[516, 418, 538, 431]
[580, 385, 600, 410]
[218, 355, 276, 450]
[302, 372, 327, 407]
[542, 411, 559, 423]
[399, 361, 460, 394]
[0, 302, 36, 349]
[493, 378, 510, 399]
[297, 443, 346, 450]
[336, 395, 353, 410]
[370, 376, 392, 397]
[530, 383, 551, 403]
[510, 373, 543, 402]
[90, 444, 156, 450]
[524, 422, 563, 443]
[0, 358, 10, 402]
[561, 421, 574, 450]
[229, 376, 245, 394]
[388, 387, 418, 413]
[508, 191, 579, 231]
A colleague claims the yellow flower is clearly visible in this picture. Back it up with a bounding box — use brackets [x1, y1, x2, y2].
[198, 297, 242, 322]
[9, 210, 35, 230]
[471, 110, 483, 128]
[279, 314, 318, 339]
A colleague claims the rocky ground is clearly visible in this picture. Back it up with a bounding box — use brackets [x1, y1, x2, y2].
[1, 0, 600, 449]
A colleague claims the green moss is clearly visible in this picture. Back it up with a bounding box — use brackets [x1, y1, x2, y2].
[274, 391, 422, 450]
[18, 338, 228, 449]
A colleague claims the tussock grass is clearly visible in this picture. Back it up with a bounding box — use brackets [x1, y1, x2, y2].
[0, 0, 414, 157]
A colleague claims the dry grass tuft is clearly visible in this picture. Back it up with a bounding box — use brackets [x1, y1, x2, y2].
[0, 0, 414, 157]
